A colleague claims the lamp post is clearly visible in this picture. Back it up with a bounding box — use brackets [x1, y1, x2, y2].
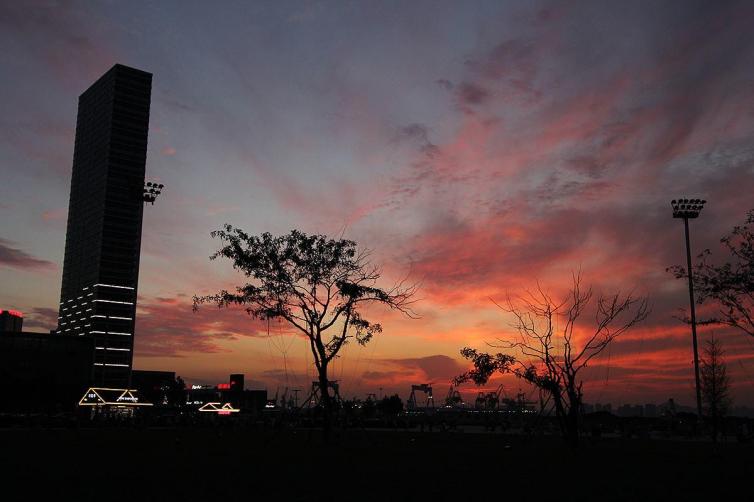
[671, 198, 706, 421]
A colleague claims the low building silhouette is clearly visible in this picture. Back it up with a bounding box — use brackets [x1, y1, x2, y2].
[186, 374, 266, 413]
[0, 319, 94, 413]
[131, 370, 177, 406]
[0, 309, 24, 332]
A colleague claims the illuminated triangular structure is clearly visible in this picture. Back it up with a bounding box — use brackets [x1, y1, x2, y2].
[116, 389, 140, 404]
[79, 388, 107, 406]
[198, 402, 239, 414]
[199, 402, 222, 412]
[78, 387, 152, 407]
[220, 403, 240, 413]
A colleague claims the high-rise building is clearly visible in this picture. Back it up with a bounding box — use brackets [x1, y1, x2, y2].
[56, 64, 153, 388]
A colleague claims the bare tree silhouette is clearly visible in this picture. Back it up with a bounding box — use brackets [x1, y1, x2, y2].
[669, 209, 754, 337]
[193, 227, 417, 436]
[456, 273, 649, 447]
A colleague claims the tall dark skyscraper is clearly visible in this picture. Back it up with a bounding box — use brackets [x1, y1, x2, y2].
[56, 64, 152, 387]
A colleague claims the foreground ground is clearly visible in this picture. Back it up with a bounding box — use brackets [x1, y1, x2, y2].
[2, 425, 751, 501]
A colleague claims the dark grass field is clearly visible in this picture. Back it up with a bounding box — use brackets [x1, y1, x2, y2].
[3, 426, 752, 501]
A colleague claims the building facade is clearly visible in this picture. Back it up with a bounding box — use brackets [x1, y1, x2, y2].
[56, 64, 153, 387]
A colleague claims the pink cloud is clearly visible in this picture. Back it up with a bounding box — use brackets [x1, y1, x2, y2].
[134, 296, 275, 357]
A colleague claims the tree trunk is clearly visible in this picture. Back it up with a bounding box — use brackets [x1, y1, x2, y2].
[565, 407, 580, 448]
[565, 388, 581, 448]
[317, 364, 333, 440]
[551, 388, 570, 442]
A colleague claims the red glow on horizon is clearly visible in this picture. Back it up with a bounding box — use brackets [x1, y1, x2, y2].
[0, 309, 23, 318]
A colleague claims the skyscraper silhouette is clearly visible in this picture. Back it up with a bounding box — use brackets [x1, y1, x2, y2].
[56, 64, 152, 387]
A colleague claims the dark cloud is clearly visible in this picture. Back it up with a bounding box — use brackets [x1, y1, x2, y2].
[20, 307, 58, 331]
[259, 368, 307, 387]
[435, 79, 453, 91]
[362, 370, 413, 381]
[455, 82, 490, 107]
[399, 123, 430, 142]
[565, 155, 611, 180]
[464, 37, 541, 104]
[386, 354, 466, 381]
[157, 91, 199, 114]
[397, 123, 439, 157]
[0, 239, 55, 271]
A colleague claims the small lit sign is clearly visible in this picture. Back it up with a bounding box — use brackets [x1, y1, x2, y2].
[217, 383, 231, 390]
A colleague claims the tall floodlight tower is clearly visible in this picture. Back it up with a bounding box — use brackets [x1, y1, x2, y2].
[56, 64, 158, 388]
[671, 198, 706, 421]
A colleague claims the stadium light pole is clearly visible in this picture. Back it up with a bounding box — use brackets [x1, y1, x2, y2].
[671, 198, 706, 422]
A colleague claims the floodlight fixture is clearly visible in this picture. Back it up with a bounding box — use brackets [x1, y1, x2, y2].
[143, 180, 165, 205]
[671, 198, 706, 219]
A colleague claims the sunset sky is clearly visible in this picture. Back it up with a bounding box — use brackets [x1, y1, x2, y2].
[2, 0, 754, 407]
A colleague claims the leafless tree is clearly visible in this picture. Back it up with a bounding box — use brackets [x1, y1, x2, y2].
[457, 273, 649, 447]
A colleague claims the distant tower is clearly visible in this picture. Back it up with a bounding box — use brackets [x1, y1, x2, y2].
[56, 64, 153, 388]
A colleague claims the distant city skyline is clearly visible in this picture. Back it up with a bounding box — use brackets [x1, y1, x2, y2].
[2, 1, 754, 405]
